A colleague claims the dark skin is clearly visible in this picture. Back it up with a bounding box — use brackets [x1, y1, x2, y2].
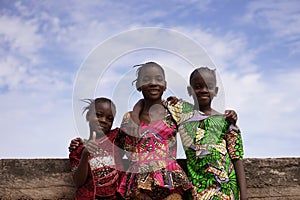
[69, 65, 168, 148]
[188, 71, 238, 123]
[71, 101, 115, 188]
[135, 64, 167, 124]
[128, 67, 241, 199]
[69, 73, 237, 149]
[68, 67, 243, 199]
[189, 70, 247, 200]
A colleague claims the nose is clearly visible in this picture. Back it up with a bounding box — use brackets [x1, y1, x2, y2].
[199, 85, 209, 92]
[149, 78, 158, 85]
[97, 116, 108, 124]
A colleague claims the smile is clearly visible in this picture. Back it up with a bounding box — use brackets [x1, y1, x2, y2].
[148, 89, 160, 94]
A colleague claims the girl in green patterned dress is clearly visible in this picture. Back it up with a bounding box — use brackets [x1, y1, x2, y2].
[168, 67, 247, 200]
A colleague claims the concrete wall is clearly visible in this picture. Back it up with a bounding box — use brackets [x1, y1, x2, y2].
[0, 158, 299, 200]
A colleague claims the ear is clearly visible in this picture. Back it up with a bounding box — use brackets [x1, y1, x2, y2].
[214, 86, 219, 97]
[187, 86, 193, 96]
[164, 81, 167, 91]
[86, 111, 91, 121]
[136, 81, 141, 92]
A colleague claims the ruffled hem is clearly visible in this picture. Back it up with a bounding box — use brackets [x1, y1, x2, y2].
[118, 168, 191, 199]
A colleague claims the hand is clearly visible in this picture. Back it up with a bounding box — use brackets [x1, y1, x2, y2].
[68, 137, 83, 152]
[84, 131, 98, 155]
[167, 96, 179, 105]
[225, 110, 238, 125]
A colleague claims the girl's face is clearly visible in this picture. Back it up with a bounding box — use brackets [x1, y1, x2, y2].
[87, 101, 115, 136]
[137, 66, 166, 101]
[188, 71, 218, 108]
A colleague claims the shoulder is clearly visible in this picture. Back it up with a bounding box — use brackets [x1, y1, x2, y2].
[110, 127, 120, 133]
[120, 112, 132, 126]
[108, 128, 120, 139]
[166, 98, 193, 113]
[122, 112, 131, 119]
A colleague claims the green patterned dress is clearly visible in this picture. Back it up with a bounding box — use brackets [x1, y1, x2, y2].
[168, 100, 244, 200]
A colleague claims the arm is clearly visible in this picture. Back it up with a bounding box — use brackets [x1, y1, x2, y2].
[224, 109, 238, 125]
[121, 99, 143, 137]
[131, 99, 143, 124]
[72, 132, 98, 187]
[166, 98, 190, 124]
[225, 120, 247, 199]
[72, 148, 90, 187]
[233, 159, 248, 200]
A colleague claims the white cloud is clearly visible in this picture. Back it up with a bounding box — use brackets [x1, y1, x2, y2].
[1, 1, 299, 159]
[0, 15, 43, 57]
[222, 69, 300, 157]
[242, 0, 300, 54]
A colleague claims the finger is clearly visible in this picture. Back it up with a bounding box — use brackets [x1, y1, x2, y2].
[78, 138, 83, 144]
[86, 141, 98, 154]
[75, 138, 81, 143]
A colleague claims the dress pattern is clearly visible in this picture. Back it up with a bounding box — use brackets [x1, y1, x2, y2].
[168, 100, 244, 200]
[69, 128, 123, 200]
[118, 102, 191, 200]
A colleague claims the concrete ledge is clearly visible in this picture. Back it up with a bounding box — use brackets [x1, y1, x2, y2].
[0, 158, 299, 199]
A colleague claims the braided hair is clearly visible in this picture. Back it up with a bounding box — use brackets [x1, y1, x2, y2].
[81, 97, 116, 120]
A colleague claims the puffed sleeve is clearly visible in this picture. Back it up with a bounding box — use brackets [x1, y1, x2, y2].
[120, 112, 138, 160]
[225, 125, 244, 160]
[166, 98, 194, 124]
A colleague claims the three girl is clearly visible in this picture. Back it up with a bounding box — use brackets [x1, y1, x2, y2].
[69, 63, 247, 199]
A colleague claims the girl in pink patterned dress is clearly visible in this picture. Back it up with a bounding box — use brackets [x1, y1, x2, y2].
[118, 62, 191, 200]
[69, 98, 124, 200]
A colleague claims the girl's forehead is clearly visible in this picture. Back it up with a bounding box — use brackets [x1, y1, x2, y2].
[95, 101, 114, 111]
[140, 66, 164, 76]
[192, 71, 215, 80]
[191, 73, 216, 86]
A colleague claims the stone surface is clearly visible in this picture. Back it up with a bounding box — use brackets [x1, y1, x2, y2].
[0, 158, 299, 199]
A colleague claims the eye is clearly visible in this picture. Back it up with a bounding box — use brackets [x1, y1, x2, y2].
[107, 116, 114, 122]
[96, 112, 103, 118]
[207, 83, 215, 90]
[156, 76, 164, 82]
[142, 76, 151, 83]
[193, 84, 202, 89]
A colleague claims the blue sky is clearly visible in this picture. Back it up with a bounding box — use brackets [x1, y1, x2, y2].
[1, 0, 300, 158]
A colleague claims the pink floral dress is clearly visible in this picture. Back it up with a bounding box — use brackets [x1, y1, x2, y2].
[118, 103, 191, 200]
